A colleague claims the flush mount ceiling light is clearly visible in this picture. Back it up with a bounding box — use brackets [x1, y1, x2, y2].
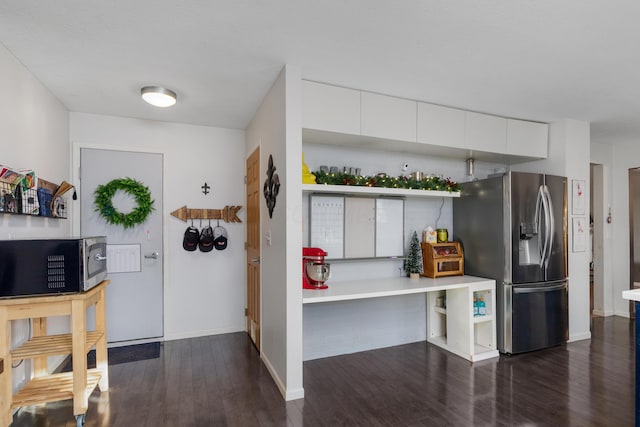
[140, 86, 177, 107]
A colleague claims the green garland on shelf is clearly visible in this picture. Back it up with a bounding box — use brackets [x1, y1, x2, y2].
[94, 177, 155, 229]
[312, 171, 461, 192]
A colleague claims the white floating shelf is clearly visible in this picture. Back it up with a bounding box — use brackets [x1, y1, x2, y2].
[302, 184, 460, 198]
[473, 314, 494, 324]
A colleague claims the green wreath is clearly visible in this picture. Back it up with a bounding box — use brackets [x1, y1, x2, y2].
[94, 177, 155, 228]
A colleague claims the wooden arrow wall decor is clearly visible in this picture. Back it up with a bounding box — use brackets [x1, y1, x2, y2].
[170, 205, 242, 223]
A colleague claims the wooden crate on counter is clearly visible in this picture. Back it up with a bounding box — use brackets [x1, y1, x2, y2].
[421, 242, 464, 278]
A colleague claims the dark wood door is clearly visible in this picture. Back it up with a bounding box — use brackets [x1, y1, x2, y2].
[246, 147, 260, 350]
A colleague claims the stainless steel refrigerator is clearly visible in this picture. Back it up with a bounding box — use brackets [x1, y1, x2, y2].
[453, 171, 568, 354]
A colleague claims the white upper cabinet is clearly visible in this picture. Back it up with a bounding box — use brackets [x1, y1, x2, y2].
[302, 81, 361, 135]
[361, 92, 417, 142]
[506, 119, 548, 158]
[417, 102, 466, 149]
[302, 81, 548, 162]
[464, 111, 507, 154]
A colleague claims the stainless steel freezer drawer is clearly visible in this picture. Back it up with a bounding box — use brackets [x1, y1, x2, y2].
[503, 281, 568, 354]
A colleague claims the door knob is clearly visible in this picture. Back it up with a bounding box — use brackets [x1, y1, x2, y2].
[145, 252, 159, 259]
[251, 257, 260, 264]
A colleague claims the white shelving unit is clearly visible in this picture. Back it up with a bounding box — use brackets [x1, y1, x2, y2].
[426, 281, 498, 362]
[302, 184, 460, 198]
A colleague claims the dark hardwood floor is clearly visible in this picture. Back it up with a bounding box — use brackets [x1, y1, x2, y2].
[11, 316, 634, 426]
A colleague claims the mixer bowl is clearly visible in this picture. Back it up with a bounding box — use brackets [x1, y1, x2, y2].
[305, 261, 330, 284]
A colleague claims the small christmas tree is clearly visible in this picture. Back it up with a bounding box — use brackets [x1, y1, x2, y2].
[404, 231, 424, 278]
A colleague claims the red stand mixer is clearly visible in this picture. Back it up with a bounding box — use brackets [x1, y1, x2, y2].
[302, 247, 330, 289]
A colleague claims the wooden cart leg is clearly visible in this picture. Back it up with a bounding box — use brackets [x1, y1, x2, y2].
[71, 299, 88, 417]
[32, 317, 48, 377]
[95, 287, 109, 391]
[0, 308, 11, 427]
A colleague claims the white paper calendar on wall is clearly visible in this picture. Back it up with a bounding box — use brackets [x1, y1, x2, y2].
[310, 195, 344, 259]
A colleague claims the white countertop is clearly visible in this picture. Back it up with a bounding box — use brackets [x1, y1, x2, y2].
[622, 288, 640, 302]
[302, 275, 494, 304]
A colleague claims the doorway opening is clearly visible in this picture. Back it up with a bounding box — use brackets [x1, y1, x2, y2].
[590, 163, 606, 324]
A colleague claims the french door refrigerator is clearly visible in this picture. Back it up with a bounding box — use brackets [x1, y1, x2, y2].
[453, 171, 568, 354]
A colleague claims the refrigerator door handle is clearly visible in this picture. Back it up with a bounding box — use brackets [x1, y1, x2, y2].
[513, 282, 566, 294]
[543, 185, 555, 270]
[535, 185, 545, 267]
[536, 185, 549, 268]
[540, 184, 552, 269]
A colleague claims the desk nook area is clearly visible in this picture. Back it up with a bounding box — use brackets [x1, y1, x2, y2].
[303, 276, 498, 362]
[301, 148, 499, 364]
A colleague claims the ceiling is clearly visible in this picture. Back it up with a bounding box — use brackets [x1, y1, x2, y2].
[0, 1, 638, 146]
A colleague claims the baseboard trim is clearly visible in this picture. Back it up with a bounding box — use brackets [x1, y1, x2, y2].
[261, 352, 286, 398]
[108, 337, 163, 347]
[568, 331, 591, 342]
[285, 387, 305, 401]
[615, 310, 631, 319]
[592, 309, 615, 317]
[163, 326, 243, 342]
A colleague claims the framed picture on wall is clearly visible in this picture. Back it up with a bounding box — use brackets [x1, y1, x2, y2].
[572, 179, 585, 215]
[572, 217, 587, 252]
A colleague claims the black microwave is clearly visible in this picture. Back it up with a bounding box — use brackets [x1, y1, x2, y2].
[0, 236, 108, 298]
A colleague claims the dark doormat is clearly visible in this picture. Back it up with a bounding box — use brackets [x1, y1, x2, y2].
[59, 342, 161, 372]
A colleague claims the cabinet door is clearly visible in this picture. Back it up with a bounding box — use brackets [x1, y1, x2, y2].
[302, 81, 360, 135]
[417, 102, 466, 148]
[375, 199, 404, 257]
[361, 92, 417, 142]
[506, 119, 548, 158]
[344, 198, 375, 258]
[464, 111, 507, 154]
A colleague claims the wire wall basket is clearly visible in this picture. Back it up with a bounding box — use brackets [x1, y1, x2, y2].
[0, 181, 67, 219]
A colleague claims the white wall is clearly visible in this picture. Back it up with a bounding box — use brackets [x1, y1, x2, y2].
[245, 65, 304, 400]
[512, 119, 592, 342]
[70, 113, 246, 340]
[284, 66, 304, 400]
[564, 121, 592, 341]
[0, 43, 71, 391]
[0, 45, 70, 236]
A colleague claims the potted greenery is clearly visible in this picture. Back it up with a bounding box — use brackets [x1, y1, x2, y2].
[404, 231, 424, 279]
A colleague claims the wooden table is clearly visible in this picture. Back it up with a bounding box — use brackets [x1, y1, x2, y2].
[0, 280, 109, 427]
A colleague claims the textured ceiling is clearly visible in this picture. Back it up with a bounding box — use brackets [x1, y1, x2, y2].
[0, 1, 638, 145]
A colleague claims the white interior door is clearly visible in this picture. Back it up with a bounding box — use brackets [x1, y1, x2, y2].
[80, 148, 163, 343]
